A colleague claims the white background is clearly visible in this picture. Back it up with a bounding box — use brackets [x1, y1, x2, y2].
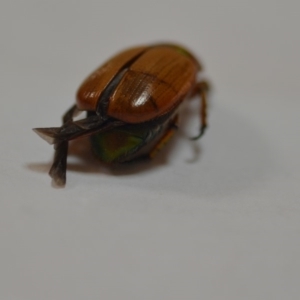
[1, 1, 300, 299]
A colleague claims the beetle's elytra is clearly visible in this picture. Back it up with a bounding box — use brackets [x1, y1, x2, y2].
[33, 43, 210, 186]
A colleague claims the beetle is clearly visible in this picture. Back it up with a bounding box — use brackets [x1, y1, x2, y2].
[33, 43, 210, 186]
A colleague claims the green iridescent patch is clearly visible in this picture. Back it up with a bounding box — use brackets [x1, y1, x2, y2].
[90, 126, 150, 163]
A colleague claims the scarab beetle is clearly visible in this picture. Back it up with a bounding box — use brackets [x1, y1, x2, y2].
[33, 43, 210, 186]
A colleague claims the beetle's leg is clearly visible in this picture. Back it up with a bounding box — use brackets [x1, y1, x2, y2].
[48, 140, 68, 186]
[191, 80, 210, 140]
[148, 115, 179, 159]
[49, 105, 80, 186]
[62, 104, 80, 123]
[34, 116, 124, 145]
[34, 109, 124, 185]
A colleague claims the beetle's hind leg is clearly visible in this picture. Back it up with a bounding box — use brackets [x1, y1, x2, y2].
[49, 105, 80, 186]
[191, 80, 210, 140]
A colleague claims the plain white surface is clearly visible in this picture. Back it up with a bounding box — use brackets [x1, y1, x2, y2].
[1, 1, 300, 299]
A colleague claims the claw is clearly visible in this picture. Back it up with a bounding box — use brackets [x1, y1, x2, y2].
[190, 125, 207, 140]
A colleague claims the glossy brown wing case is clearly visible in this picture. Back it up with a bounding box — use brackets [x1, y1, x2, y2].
[76, 44, 199, 123]
[76, 46, 148, 111]
[108, 46, 199, 123]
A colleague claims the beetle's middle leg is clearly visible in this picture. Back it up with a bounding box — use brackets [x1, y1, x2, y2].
[148, 115, 179, 159]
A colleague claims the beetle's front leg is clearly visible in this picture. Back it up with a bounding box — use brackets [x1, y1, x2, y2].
[191, 80, 210, 140]
[49, 105, 101, 186]
[34, 114, 125, 185]
[49, 105, 80, 186]
[48, 140, 68, 186]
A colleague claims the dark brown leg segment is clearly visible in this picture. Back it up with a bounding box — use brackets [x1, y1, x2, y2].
[49, 105, 79, 186]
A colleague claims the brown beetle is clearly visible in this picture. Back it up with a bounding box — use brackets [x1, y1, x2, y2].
[34, 43, 210, 186]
